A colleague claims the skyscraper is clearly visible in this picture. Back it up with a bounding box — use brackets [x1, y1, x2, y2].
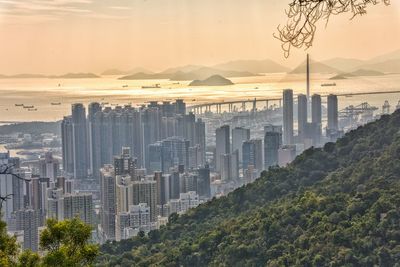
[116, 175, 133, 213]
[194, 118, 206, 164]
[310, 94, 322, 145]
[169, 171, 181, 200]
[327, 94, 339, 131]
[38, 152, 60, 182]
[71, 103, 89, 179]
[154, 171, 170, 207]
[242, 139, 263, 171]
[28, 176, 50, 226]
[16, 209, 40, 252]
[88, 102, 102, 177]
[61, 116, 74, 176]
[148, 142, 162, 174]
[100, 165, 116, 241]
[132, 179, 157, 221]
[0, 153, 24, 225]
[196, 165, 211, 198]
[232, 127, 250, 164]
[114, 147, 137, 180]
[63, 192, 95, 226]
[264, 125, 282, 169]
[283, 89, 294, 145]
[142, 107, 161, 170]
[311, 94, 322, 125]
[298, 94, 308, 141]
[215, 125, 230, 172]
[175, 99, 186, 115]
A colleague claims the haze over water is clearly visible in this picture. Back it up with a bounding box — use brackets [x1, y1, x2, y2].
[1, 73, 400, 122]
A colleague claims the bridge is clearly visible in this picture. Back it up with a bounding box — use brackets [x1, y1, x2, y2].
[187, 90, 400, 115]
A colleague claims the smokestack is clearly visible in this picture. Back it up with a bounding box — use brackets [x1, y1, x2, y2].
[306, 54, 310, 102]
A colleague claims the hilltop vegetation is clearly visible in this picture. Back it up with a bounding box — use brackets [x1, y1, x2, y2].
[0, 121, 61, 136]
[98, 111, 400, 266]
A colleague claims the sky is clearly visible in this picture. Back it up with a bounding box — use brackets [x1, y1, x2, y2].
[0, 0, 399, 74]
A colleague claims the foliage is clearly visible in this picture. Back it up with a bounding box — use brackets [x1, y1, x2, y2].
[0, 216, 98, 267]
[98, 111, 400, 266]
[40, 218, 99, 267]
[0, 214, 18, 266]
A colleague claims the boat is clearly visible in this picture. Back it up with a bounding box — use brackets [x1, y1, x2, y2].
[51, 102, 61, 105]
[321, 83, 336, 87]
[142, 83, 161, 89]
[28, 108, 37, 111]
[15, 104, 24, 107]
[23, 105, 34, 109]
[173, 82, 180, 85]
[122, 85, 128, 88]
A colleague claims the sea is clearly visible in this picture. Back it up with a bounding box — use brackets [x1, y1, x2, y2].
[1, 73, 400, 122]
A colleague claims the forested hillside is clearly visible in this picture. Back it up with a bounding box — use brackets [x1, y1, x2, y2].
[98, 111, 400, 267]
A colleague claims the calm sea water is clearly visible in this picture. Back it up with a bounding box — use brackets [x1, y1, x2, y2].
[1, 73, 400, 121]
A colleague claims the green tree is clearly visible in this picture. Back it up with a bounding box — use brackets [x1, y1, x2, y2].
[0, 213, 19, 266]
[40, 218, 99, 267]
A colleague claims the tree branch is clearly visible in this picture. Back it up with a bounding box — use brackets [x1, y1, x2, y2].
[275, 0, 391, 58]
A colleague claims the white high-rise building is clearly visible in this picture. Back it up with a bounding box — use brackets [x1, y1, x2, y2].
[0, 152, 24, 226]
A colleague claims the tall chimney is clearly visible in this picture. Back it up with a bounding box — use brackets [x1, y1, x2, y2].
[306, 53, 310, 102]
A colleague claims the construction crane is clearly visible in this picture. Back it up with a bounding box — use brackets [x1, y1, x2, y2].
[339, 102, 378, 124]
[382, 100, 390, 114]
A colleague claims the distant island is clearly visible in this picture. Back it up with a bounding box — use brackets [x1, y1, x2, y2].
[118, 66, 259, 81]
[0, 73, 99, 79]
[189, 75, 234, 86]
[330, 69, 385, 80]
[101, 69, 129, 76]
[51, 73, 100, 79]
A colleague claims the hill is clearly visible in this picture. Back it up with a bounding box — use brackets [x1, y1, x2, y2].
[213, 59, 289, 73]
[0, 73, 99, 79]
[160, 65, 204, 75]
[99, 111, 400, 266]
[360, 59, 400, 74]
[189, 75, 234, 86]
[101, 69, 129, 76]
[119, 67, 257, 81]
[329, 69, 385, 80]
[52, 73, 99, 79]
[368, 49, 400, 64]
[171, 67, 256, 81]
[0, 121, 61, 135]
[0, 73, 47, 79]
[321, 58, 365, 72]
[102, 68, 153, 76]
[290, 59, 339, 74]
[350, 69, 385, 76]
[118, 72, 170, 80]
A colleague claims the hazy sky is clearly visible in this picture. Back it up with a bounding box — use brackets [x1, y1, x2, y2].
[0, 0, 399, 74]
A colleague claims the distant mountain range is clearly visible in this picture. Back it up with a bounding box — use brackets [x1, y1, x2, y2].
[330, 69, 385, 80]
[212, 59, 289, 73]
[0, 73, 99, 79]
[101, 68, 153, 76]
[119, 66, 257, 81]
[290, 59, 339, 74]
[189, 75, 234, 86]
[320, 49, 400, 74]
[117, 59, 290, 81]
